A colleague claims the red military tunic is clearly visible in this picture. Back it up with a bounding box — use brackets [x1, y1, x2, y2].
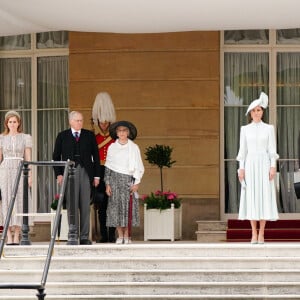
[95, 132, 114, 165]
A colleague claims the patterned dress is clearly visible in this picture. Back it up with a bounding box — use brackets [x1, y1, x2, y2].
[0, 133, 32, 226]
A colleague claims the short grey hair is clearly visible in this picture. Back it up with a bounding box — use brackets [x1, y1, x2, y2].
[69, 111, 82, 120]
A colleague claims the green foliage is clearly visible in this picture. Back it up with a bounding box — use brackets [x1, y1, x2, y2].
[145, 144, 176, 169]
[144, 144, 176, 191]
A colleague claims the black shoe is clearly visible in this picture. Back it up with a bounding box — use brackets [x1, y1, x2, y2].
[96, 238, 108, 243]
[108, 228, 116, 243]
[80, 239, 92, 245]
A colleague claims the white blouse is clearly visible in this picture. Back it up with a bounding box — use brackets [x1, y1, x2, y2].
[105, 139, 144, 184]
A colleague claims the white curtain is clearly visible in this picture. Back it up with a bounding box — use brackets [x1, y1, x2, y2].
[37, 56, 69, 213]
[277, 29, 300, 44]
[0, 57, 31, 132]
[0, 34, 31, 50]
[0, 31, 68, 50]
[224, 30, 269, 45]
[36, 31, 68, 49]
[224, 52, 269, 213]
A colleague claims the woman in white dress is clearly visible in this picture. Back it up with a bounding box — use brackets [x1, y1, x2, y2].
[237, 92, 279, 244]
[0, 111, 32, 245]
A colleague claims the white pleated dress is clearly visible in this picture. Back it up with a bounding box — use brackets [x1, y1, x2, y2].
[237, 121, 279, 221]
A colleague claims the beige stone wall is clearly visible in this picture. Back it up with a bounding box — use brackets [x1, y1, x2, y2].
[69, 31, 220, 240]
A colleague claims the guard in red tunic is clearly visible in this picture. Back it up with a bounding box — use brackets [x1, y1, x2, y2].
[92, 92, 116, 243]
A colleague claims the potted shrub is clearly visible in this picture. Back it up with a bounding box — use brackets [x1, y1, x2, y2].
[143, 144, 182, 241]
[144, 144, 175, 192]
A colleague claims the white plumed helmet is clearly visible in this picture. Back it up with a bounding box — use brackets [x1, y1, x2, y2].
[92, 92, 116, 125]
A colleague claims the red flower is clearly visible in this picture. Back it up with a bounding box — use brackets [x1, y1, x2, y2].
[167, 194, 175, 200]
[51, 194, 60, 210]
[154, 190, 162, 196]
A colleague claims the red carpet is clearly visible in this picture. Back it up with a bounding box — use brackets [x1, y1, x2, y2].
[227, 219, 300, 242]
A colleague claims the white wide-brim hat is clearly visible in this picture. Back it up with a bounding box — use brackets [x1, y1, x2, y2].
[245, 92, 268, 115]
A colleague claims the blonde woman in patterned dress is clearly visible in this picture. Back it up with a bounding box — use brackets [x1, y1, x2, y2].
[237, 92, 279, 244]
[105, 121, 144, 244]
[0, 111, 32, 245]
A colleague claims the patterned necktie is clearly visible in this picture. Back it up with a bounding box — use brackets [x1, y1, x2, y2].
[74, 131, 79, 142]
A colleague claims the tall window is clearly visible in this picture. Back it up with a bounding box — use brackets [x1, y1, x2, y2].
[222, 29, 300, 217]
[0, 31, 69, 214]
[277, 52, 300, 213]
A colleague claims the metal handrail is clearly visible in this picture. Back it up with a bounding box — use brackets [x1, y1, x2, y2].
[0, 160, 74, 300]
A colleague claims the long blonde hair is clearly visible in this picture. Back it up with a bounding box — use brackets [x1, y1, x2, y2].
[2, 110, 23, 135]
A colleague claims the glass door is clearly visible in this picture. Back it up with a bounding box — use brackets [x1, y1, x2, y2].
[276, 52, 300, 213]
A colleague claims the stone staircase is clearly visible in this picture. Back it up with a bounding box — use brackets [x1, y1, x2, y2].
[1, 243, 300, 299]
[196, 221, 227, 242]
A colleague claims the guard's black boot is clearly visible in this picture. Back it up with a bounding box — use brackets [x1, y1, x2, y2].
[96, 201, 109, 242]
[108, 227, 116, 243]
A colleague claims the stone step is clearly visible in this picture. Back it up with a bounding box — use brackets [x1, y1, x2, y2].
[196, 231, 226, 242]
[1, 243, 300, 299]
[1, 269, 300, 283]
[196, 221, 227, 242]
[196, 221, 227, 231]
[4, 243, 300, 257]
[1, 256, 300, 270]
[3, 297, 300, 300]
[0, 296, 299, 300]
[0, 282, 299, 296]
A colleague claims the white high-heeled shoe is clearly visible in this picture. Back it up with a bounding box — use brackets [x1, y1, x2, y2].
[123, 237, 131, 244]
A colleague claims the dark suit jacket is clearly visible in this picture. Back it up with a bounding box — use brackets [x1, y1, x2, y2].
[52, 128, 101, 181]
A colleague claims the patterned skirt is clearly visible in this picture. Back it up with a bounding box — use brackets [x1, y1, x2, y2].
[105, 168, 140, 227]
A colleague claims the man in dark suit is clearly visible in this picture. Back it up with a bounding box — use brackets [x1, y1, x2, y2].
[53, 111, 101, 245]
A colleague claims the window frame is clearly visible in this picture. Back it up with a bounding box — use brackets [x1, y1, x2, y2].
[0, 33, 69, 217]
